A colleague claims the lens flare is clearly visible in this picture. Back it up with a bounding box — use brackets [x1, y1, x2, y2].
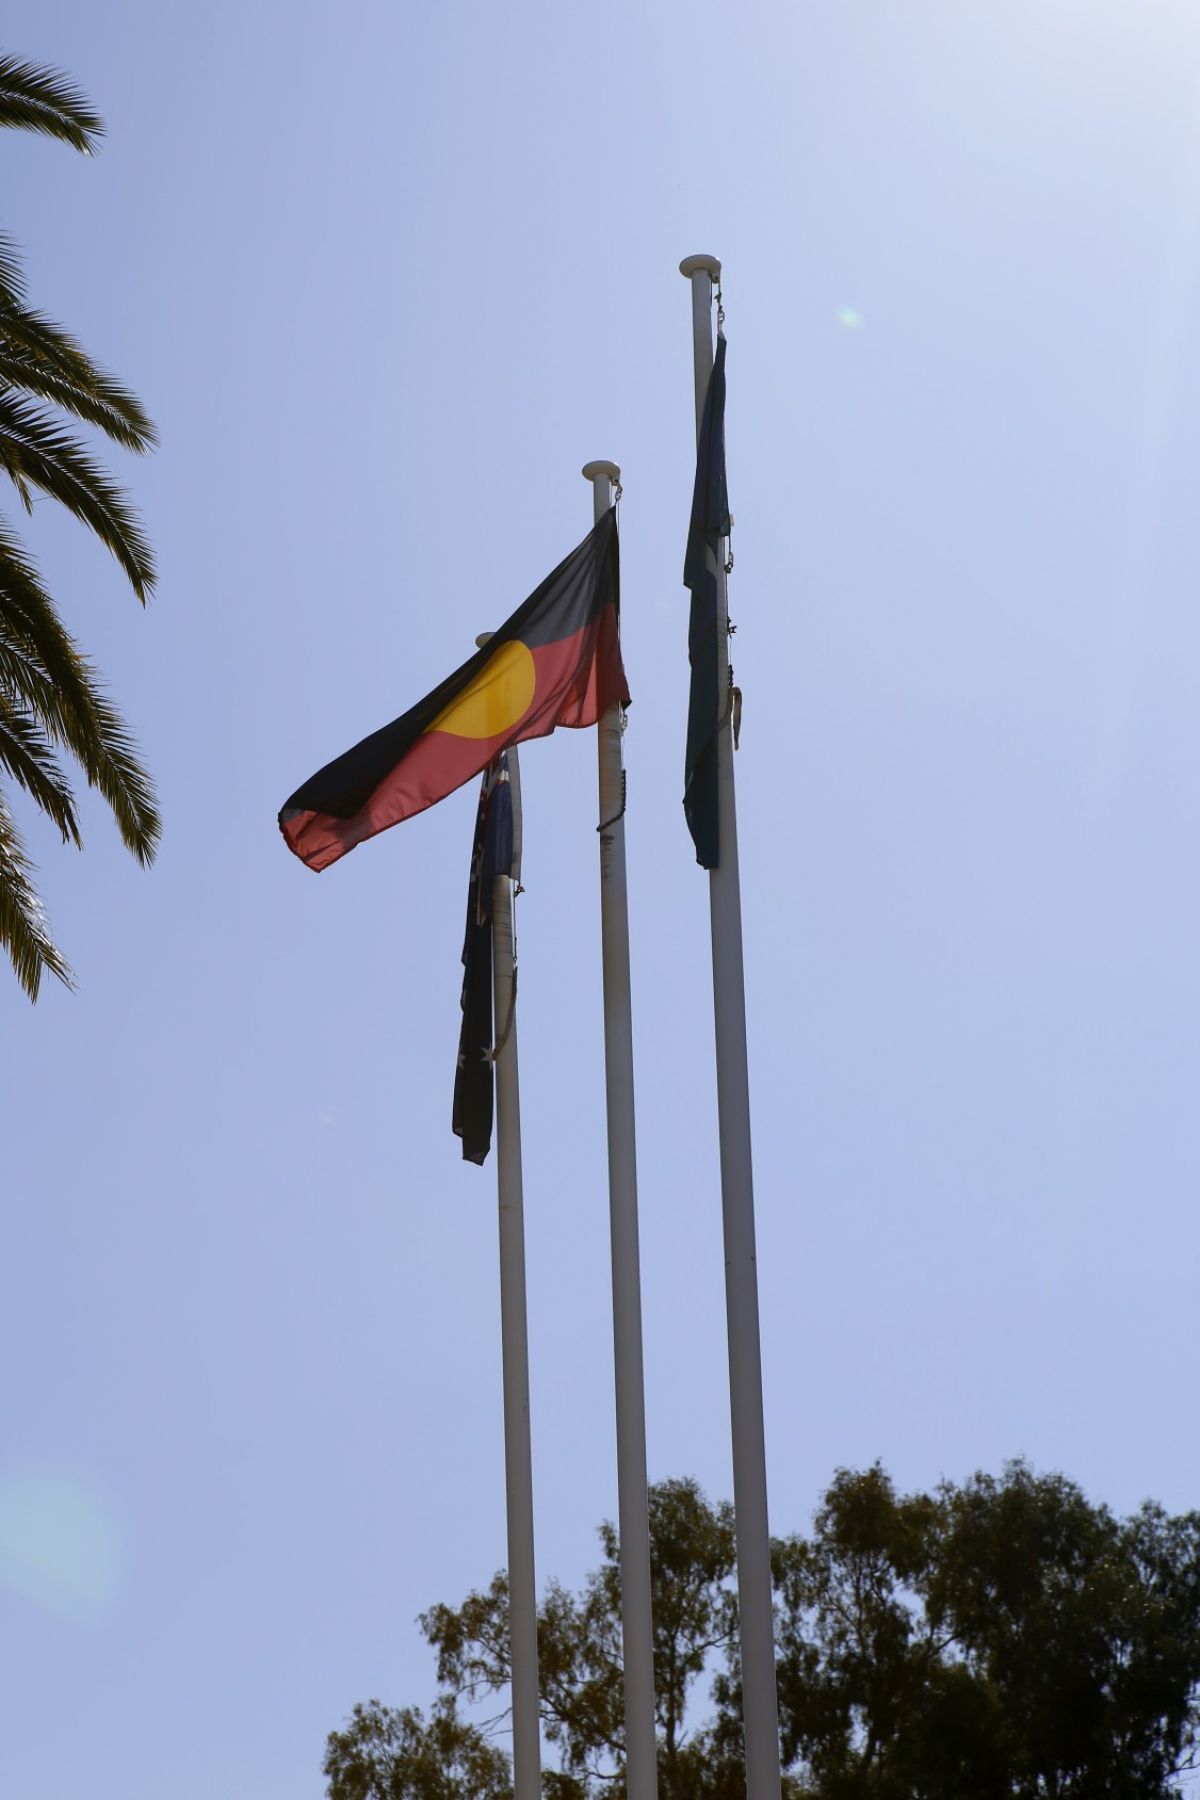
[838, 307, 863, 329]
[0, 1476, 121, 1623]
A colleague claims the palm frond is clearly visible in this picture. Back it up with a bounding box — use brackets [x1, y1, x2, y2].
[0, 521, 84, 691]
[7, 459, 33, 513]
[70, 678, 159, 862]
[0, 695, 79, 844]
[0, 56, 103, 154]
[0, 306, 157, 452]
[0, 527, 159, 860]
[0, 55, 156, 1001]
[0, 390, 154, 598]
[0, 783, 72, 998]
[0, 233, 25, 309]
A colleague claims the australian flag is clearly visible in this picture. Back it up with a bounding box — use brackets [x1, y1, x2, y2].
[683, 329, 731, 870]
[452, 753, 516, 1164]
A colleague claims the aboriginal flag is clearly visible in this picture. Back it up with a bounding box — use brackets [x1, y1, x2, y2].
[452, 754, 515, 1164]
[683, 330, 730, 870]
[280, 510, 626, 872]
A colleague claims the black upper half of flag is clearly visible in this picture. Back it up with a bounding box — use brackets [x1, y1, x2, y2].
[452, 755, 515, 1166]
[683, 330, 730, 871]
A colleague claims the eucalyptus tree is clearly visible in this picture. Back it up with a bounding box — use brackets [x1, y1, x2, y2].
[327, 1465, 1200, 1799]
[1, 53, 157, 998]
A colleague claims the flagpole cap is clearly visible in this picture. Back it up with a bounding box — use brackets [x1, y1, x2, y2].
[474, 632, 494, 647]
[581, 460, 620, 485]
[680, 254, 721, 280]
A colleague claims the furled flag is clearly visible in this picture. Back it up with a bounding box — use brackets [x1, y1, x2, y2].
[683, 329, 731, 870]
[452, 753, 518, 1164]
[280, 509, 627, 872]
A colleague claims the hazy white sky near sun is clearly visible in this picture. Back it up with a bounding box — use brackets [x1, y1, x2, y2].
[4, 3, 1200, 1796]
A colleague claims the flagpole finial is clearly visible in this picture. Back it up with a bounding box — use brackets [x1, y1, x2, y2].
[581, 460, 620, 486]
[475, 632, 494, 648]
[680, 253, 721, 279]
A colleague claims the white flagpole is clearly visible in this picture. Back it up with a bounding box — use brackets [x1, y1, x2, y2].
[475, 656, 541, 1800]
[677, 257, 782, 1800]
[580, 462, 658, 1800]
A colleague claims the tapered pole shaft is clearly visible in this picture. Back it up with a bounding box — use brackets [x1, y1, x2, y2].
[679, 256, 782, 1800]
[489, 747, 542, 1800]
[581, 462, 658, 1800]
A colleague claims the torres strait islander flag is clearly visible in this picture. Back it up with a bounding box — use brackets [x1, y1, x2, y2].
[279, 509, 627, 872]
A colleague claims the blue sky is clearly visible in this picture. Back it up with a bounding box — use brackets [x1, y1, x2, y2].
[4, 3, 1200, 1795]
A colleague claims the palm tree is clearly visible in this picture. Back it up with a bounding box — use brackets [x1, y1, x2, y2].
[1, 54, 158, 999]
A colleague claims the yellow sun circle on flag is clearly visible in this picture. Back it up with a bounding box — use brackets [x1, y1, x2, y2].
[431, 639, 537, 740]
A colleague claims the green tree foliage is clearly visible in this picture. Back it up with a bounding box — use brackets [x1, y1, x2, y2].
[327, 1464, 1200, 1800]
[0, 54, 158, 998]
[414, 1479, 739, 1799]
[775, 1461, 1200, 1797]
[324, 1700, 511, 1800]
